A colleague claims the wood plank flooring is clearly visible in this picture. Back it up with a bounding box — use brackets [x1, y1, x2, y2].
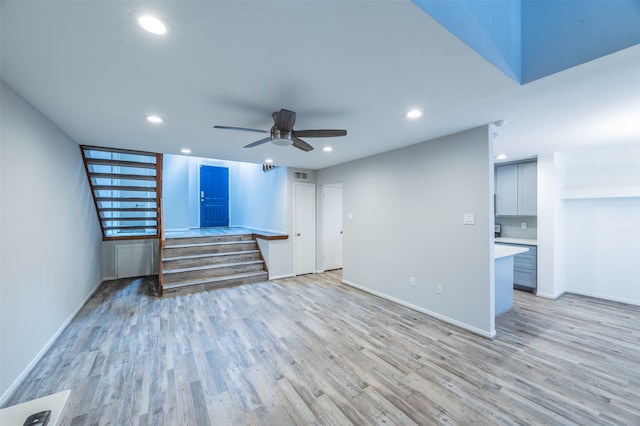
[4, 271, 639, 425]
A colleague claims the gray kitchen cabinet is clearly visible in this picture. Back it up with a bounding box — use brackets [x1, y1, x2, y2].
[513, 245, 537, 291]
[495, 161, 537, 216]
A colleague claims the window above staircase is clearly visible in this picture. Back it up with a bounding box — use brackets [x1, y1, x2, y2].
[81, 145, 162, 240]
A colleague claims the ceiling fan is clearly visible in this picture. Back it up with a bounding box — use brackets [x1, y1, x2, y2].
[214, 108, 347, 152]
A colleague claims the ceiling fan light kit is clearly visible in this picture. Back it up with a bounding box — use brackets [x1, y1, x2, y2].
[214, 108, 347, 152]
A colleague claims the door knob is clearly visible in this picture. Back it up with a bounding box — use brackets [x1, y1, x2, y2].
[297, 233, 301, 236]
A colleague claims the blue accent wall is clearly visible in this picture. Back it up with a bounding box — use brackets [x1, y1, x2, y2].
[412, 0, 640, 84]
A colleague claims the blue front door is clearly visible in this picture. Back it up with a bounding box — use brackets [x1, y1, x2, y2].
[200, 165, 229, 227]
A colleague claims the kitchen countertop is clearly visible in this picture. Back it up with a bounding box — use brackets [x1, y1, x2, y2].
[495, 244, 529, 259]
[495, 237, 537, 246]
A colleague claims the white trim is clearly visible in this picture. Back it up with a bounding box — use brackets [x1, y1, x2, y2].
[269, 273, 294, 280]
[566, 290, 640, 307]
[342, 279, 496, 339]
[0, 279, 103, 405]
[535, 291, 563, 300]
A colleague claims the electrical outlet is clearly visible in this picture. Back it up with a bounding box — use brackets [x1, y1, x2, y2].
[410, 277, 416, 287]
[436, 283, 443, 294]
[521, 221, 527, 229]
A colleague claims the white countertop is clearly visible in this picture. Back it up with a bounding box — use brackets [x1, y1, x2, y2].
[495, 244, 529, 259]
[495, 237, 537, 246]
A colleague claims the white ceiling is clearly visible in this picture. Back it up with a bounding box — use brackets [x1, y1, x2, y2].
[1, 1, 639, 170]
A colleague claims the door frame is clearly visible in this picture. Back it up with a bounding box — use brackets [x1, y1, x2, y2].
[293, 182, 316, 276]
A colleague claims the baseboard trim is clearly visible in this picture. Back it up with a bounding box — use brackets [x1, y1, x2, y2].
[536, 291, 563, 300]
[0, 278, 104, 405]
[341, 279, 496, 339]
[269, 273, 294, 280]
[566, 289, 640, 306]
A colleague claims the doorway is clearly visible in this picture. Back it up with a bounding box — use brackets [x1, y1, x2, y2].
[294, 182, 316, 275]
[322, 183, 343, 271]
[200, 165, 229, 227]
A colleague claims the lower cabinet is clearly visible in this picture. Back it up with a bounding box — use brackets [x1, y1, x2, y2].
[513, 245, 537, 292]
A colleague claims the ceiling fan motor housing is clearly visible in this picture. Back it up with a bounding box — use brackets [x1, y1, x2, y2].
[271, 128, 293, 146]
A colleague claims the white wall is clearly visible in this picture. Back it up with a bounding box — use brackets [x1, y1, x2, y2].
[536, 152, 567, 299]
[317, 126, 496, 337]
[233, 163, 287, 233]
[0, 81, 103, 402]
[561, 144, 640, 305]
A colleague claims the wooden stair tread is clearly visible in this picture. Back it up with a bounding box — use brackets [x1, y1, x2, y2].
[162, 250, 259, 262]
[85, 158, 157, 169]
[89, 172, 156, 181]
[162, 271, 268, 289]
[163, 260, 263, 274]
[164, 240, 256, 249]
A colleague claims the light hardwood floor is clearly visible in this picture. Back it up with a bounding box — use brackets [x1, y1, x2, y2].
[5, 271, 639, 425]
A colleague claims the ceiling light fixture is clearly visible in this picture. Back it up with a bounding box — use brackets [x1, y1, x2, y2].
[495, 154, 508, 160]
[323, 146, 333, 152]
[265, 158, 274, 164]
[145, 115, 163, 123]
[181, 148, 191, 154]
[138, 15, 167, 35]
[406, 109, 422, 119]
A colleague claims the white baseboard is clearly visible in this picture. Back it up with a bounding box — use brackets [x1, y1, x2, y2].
[342, 279, 496, 339]
[566, 289, 640, 306]
[0, 278, 103, 405]
[269, 273, 294, 280]
[536, 291, 563, 300]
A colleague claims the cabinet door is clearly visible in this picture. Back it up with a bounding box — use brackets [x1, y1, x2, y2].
[517, 161, 537, 216]
[496, 164, 518, 216]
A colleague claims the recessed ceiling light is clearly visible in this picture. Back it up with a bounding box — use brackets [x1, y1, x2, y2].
[145, 115, 163, 123]
[323, 146, 333, 152]
[181, 148, 191, 154]
[138, 15, 167, 35]
[495, 154, 508, 160]
[406, 109, 422, 119]
[265, 158, 274, 164]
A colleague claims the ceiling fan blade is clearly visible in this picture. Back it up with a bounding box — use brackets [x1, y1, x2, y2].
[275, 109, 296, 132]
[293, 129, 347, 138]
[214, 125, 268, 134]
[292, 135, 314, 152]
[244, 137, 272, 148]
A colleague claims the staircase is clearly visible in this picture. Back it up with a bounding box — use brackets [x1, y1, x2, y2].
[161, 234, 268, 294]
[81, 145, 162, 240]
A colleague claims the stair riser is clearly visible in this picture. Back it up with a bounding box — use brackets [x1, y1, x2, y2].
[163, 263, 265, 284]
[164, 234, 253, 246]
[163, 253, 260, 270]
[163, 273, 268, 295]
[162, 242, 257, 258]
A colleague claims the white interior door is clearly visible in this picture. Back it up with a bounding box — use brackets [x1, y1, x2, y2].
[294, 182, 316, 275]
[322, 184, 343, 271]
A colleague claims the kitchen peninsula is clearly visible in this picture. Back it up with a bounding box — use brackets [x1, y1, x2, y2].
[495, 244, 529, 315]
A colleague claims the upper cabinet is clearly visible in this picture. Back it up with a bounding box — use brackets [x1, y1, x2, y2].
[496, 161, 537, 216]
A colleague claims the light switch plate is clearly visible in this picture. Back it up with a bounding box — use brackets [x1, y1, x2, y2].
[463, 213, 475, 225]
